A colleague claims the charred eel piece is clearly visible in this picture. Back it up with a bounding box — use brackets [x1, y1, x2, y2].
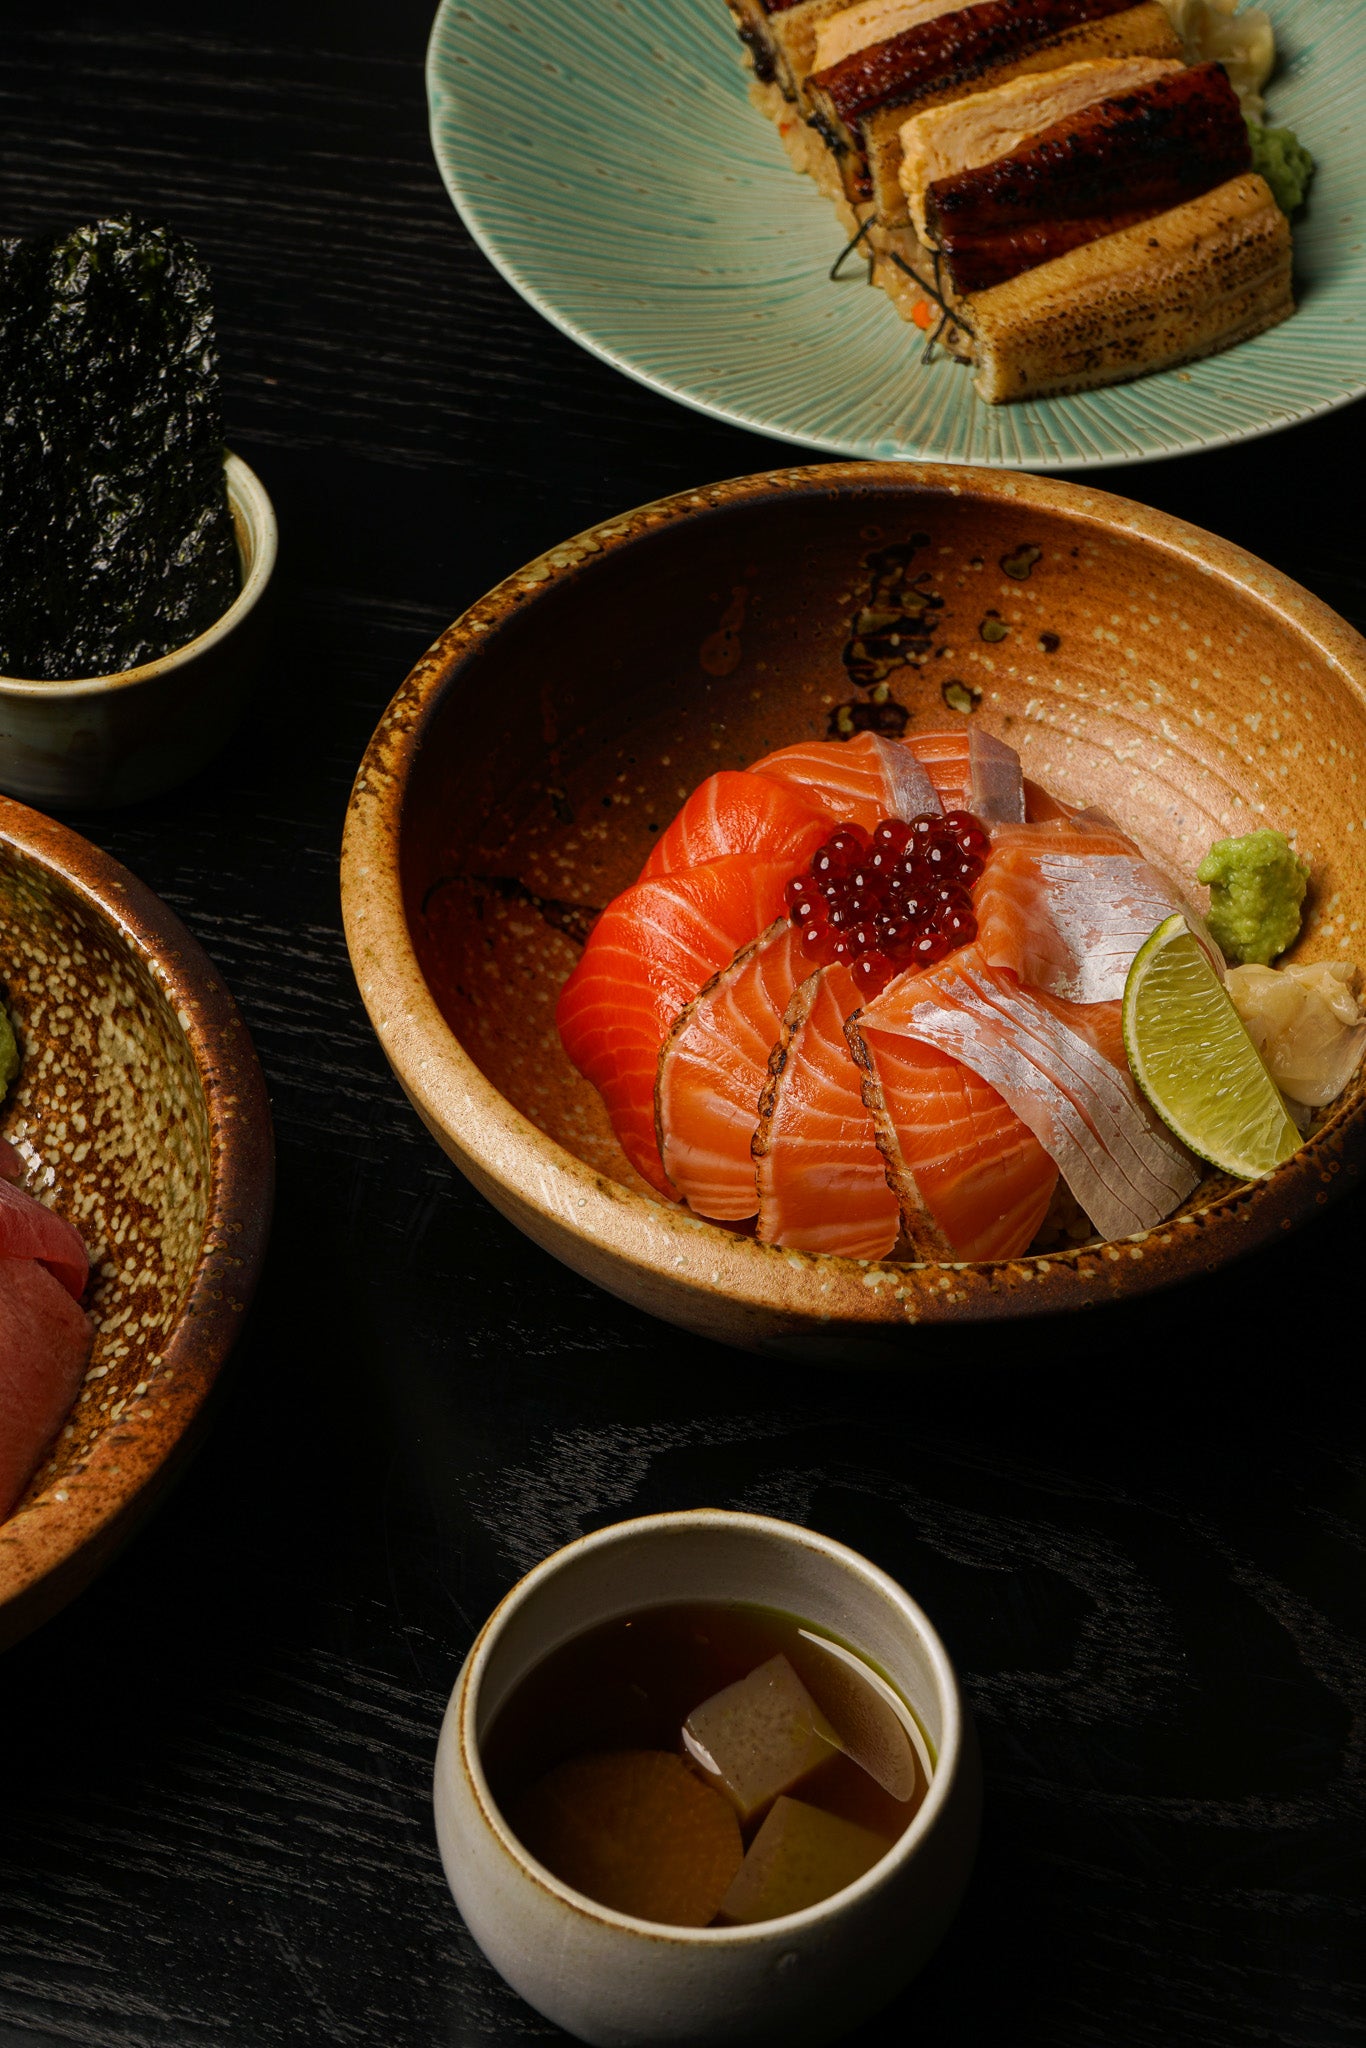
[807, 0, 1178, 213]
[929, 61, 1252, 291]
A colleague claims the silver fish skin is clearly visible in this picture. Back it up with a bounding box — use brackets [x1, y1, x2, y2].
[989, 851, 1184, 1001]
[868, 950, 1200, 1236]
[969, 727, 1026, 822]
[878, 734, 944, 819]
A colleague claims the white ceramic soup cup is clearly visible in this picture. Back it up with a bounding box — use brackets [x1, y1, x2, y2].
[433, 1509, 981, 2048]
[0, 451, 276, 809]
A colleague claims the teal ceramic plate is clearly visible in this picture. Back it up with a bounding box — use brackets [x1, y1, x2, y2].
[427, 0, 1364, 470]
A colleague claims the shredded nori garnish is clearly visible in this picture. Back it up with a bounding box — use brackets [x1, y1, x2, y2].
[0, 215, 239, 681]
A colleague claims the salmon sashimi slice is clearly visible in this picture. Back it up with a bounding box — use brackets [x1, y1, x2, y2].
[754, 963, 901, 1260]
[656, 922, 807, 1220]
[640, 772, 829, 882]
[0, 1254, 92, 1520]
[856, 945, 1199, 1238]
[848, 998, 1057, 1259]
[751, 732, 942, 832]
[975, 825, 1190, 1002]
[0, 1176, 89, 1301]
[557, 854, 797, 1193]
[904, 727, 1026, 822]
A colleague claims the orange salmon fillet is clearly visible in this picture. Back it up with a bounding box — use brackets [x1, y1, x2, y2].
[849, 1004, 1057, 1258]
[656, 922, 807, 1220]
[755, 963, 901, 1260]
[751, 731, 941, 831]
[855, 945, 1199, 1239]
[640, 772, 829, 881]
[905, 726, 1026, 821]
[557, 855, 797, 1192]
[974, 815, 1184, 1001]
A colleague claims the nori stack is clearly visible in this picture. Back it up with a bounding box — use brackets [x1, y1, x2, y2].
[0, 215, 239, 681]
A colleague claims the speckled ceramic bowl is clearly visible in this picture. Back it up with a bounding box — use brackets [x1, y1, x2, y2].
[0, 796, 273, 1649]
[0, 451, 277, 811]
[342, 463, 1366, 1362]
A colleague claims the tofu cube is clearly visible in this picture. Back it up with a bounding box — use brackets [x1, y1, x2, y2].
[682, 1654, 840, 1825]
[717, 1796, 892, 1924]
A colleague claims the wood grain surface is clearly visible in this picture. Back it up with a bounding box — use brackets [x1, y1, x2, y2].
[1, 5, 1364, 2044]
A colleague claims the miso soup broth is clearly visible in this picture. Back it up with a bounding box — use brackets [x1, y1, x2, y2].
[481, 1601, 932, 1928]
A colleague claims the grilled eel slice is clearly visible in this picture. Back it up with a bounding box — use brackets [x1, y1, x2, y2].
[897, 54, 1182, 241]
[806, 0, 1180, 220]
[723, 0, 865, 101]
[929, 61, 1253, 292]
[963, 172, 1292, 401]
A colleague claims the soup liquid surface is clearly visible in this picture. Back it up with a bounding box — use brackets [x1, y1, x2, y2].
[482, 1600, 929, 1927]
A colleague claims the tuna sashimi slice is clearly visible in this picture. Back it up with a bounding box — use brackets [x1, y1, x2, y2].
[849, 999, 1056, 1259]
[755, 964, 900, 1261]
[557, 854, 798, 1193]
[858, 947, 1200, 1239]
[904, 728, 1025, 823]
[0, 1176, 89, 1301]
[640, 773, 829, 882]
[0, 1254, 92, 1520]
[656, 922, 807, 1220]
[751, 733, 941, 833]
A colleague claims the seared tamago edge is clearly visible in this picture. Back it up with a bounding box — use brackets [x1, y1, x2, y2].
[929, 61, 1252, 292]
[843, 1007, 957, 1259]
[809, 0, 1180, 219]
[964, 171, 1293, 403]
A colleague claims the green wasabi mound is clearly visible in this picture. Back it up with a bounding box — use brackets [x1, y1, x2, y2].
[0, 1005, 17, 1097]
[1246, 119, 1315, 216]
[1198, 828, 1309, 965]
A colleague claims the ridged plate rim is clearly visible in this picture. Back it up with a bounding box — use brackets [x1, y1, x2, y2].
[425, 0, 1366, 470]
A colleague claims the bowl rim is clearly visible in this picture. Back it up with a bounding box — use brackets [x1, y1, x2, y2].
[341, 460, 1366, 1335]
[448, 1507, 966, 1943]
[0, 793, 275, 1640]
[0, 450, 277, 700]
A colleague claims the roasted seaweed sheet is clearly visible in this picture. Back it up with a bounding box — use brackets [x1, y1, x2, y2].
[0, 215, 239, 681]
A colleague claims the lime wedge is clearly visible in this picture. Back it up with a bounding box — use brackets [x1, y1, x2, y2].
[1123, 914, 1302, 1179]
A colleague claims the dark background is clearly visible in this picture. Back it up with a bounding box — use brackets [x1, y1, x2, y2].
[2, 6, 1363, 2044]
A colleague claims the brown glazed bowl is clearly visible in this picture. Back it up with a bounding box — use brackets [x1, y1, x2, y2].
[0, 797, 273, 1648]
[342, 463, 1366, 1363]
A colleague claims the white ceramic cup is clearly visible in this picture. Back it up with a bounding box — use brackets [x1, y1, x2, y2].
[0, 451, 276, 809]
[433, 1510, 981, 2048]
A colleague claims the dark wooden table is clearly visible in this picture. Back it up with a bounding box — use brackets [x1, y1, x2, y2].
[2, 6, 1364, 2044]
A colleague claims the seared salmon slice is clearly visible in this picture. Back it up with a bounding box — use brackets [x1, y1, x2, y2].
[755, 963, 901, 1260]
[848, 995, 1057, 1258]
[557, 855, 797, 1193]
[656, 922, 807, 1220]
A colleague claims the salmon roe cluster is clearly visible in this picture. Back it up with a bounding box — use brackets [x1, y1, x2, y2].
[785, 811, 990, 996]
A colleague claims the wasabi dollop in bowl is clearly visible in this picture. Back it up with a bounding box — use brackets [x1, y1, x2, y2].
[342, 462, 1366, 1361]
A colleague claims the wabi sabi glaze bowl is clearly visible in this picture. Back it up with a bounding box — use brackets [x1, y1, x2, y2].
[0, 451, 277, 811]
[342, 463, 1366, 1363]
[433, 1510, 979, 2048]
[0, 796, 273, 1649]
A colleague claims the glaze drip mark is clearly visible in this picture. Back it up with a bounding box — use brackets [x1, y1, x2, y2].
[829, 698, 911, 739]
[1001, 544, 1043, 581]
[423, 873, 601, 947]
[844, 540, 942, 687]
[700, 587, 749, 677]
